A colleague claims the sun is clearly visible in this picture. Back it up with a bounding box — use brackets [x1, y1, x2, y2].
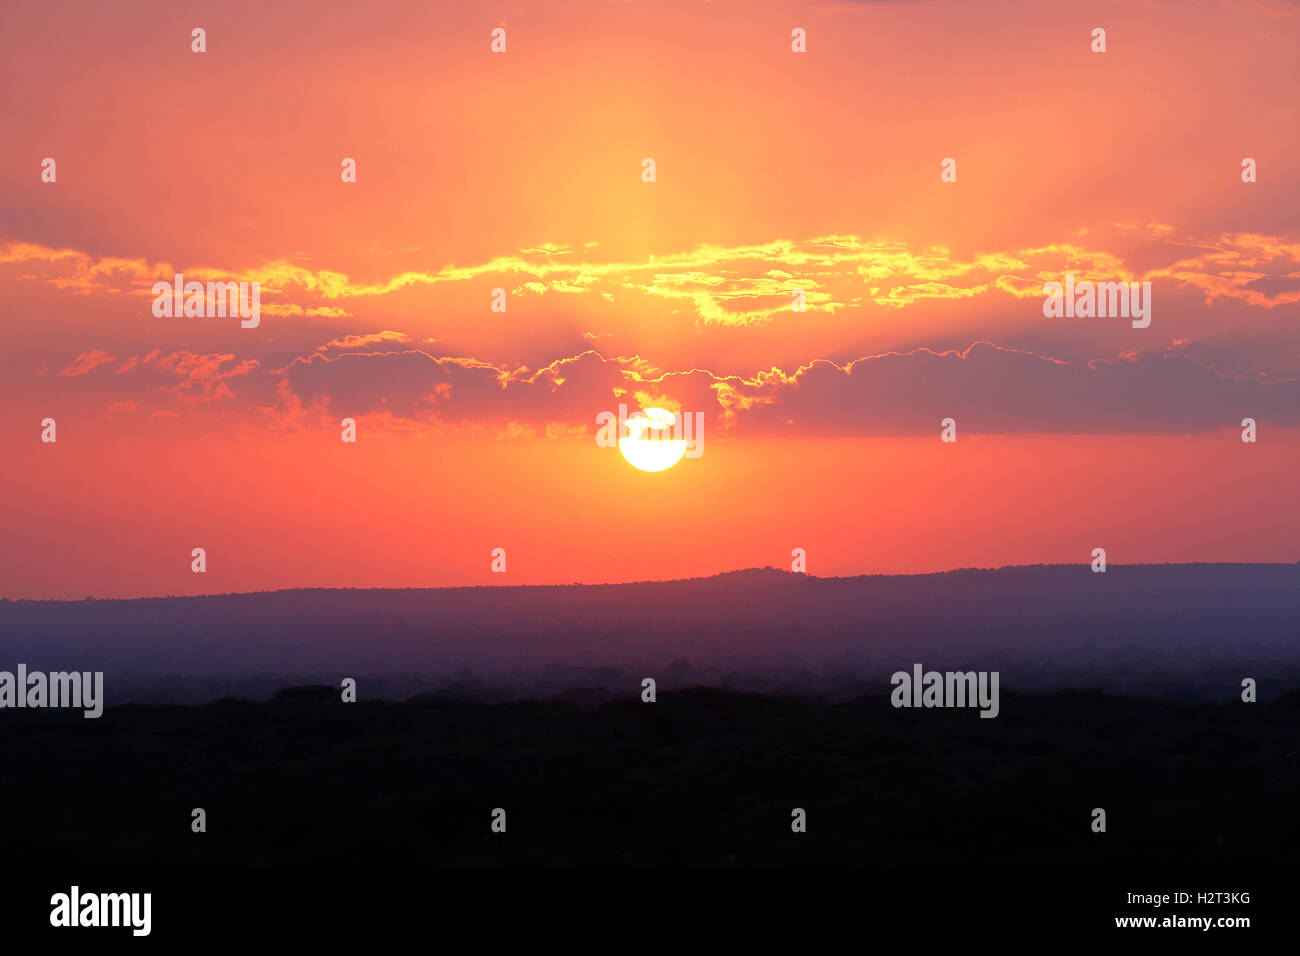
[619, 408, 688, 472]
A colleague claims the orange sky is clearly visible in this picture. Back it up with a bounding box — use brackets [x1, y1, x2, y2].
[1, 0, 1297, 598]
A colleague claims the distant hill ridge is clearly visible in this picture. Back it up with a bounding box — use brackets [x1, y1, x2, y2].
[1, 563, 1296, 703]
[6, 561, 1297, 603]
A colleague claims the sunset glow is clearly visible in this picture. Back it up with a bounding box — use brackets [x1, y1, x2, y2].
[1, 0, 1297, 597]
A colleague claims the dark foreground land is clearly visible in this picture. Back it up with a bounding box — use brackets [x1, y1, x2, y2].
[1, 686, 1296, 866]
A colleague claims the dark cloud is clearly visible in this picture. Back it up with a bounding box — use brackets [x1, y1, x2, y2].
[273, 341, 1300, 437]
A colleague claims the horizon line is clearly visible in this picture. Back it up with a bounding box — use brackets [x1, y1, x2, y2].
[5, 560, 1298, 605]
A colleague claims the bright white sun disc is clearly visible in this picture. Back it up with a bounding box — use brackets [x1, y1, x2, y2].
[618, 408, 688, 472]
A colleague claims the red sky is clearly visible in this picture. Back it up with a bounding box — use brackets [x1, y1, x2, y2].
[1, 0, 1298, 598]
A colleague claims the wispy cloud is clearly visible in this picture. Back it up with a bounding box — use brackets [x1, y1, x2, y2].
[6, 227, 1298, 331]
